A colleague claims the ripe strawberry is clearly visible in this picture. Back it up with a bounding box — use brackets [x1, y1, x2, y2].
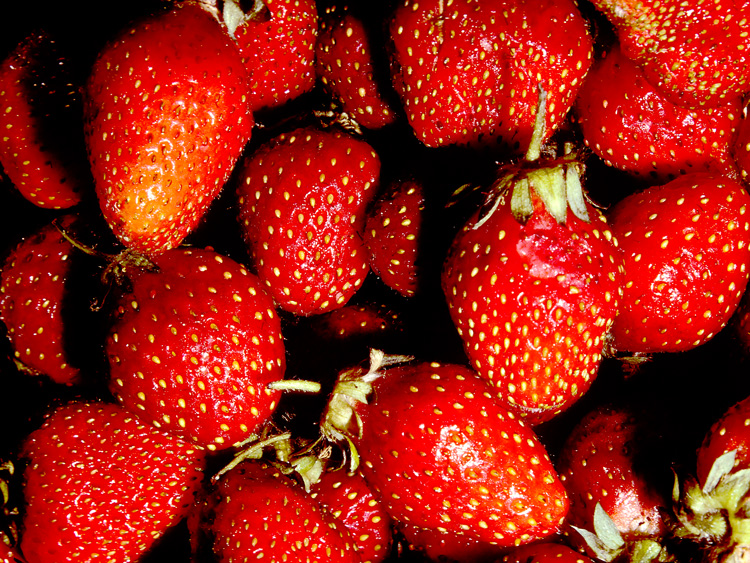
[399, 522, 505, 563]
[224, 0, 318, 115]
[18, 400, 205, 563]
[0, 30, 89, 209]
[557, 405, 672, 562]
[235, 125, 380, 316]
[106, 246, 286, 451]
[195, 460, 360, 562]
[83, 1, 254, 256]
[317, 3, 398, 130]
[588, 0, 750, 108]
[363, 177, 425, 297]
[576, 44, 742, 184]
[310, 469, 394, 563]
[0, 217, 82, 385]
[308, 302, 404, 342]
[441, 102, 624, 425]
[321, 351, 569, 548]
[607, 172, 750, 354]
[387, 0, 593, 150]
[502, 542, 597, 562]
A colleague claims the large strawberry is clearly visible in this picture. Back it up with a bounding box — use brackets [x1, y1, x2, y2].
[106, 246, 287, 451]
[224, 0, 318, 115]
[83, 1, 254, 256]
[607, 172, 750, 354]
[0, 30, 89, 209]
[17, 400, 205, 563]
[441, 96, 624, 425]
[387, 0, 593, 150]
[236, 125, 380, 316]
[588, 0, 750, 109]
[321, 351, 570, 548]
[576, 44, 742, 184]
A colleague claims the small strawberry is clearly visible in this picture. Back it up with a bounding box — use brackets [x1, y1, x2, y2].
[223, 0, 318, 115]
[311, 468, 394, 563]
[316, 3, 398, 130]
[236, 125, 380, 316]
[0, 30, 89, 209]
[387, 0, 593, 150]
[17, 400, 205, 563]
[106, 246, 287, 451]
[588, 0, 750, 108]
[502, 542, 597, 562]
[441, 94, 624, 425]
[557, 405, 673, 562]
[0, 217, 82, 385]
[195, 460, 360, 562]
[576, 44, 742, 184]
[607, 172, 750, 354]
[321, 351, 569, 548]
[83, 1, 254, 256]
[363, 177, 425, 297]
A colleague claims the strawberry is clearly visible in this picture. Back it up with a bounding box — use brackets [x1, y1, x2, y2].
[0, 217, 82, 385]
[399, 522, 505, 563]
[106, 246, 287, 451]
[195, 460, 360, 562]
[235, 125, 380, 316]
[311, 468, 394, 563]
[316, 3, 398, 130]
[386, 0, 593, 150]
[224, 0, 318, 115]
[0, 30, 89, 209]
[557, 405, 672, 562]
[731, 104, 750, 185]
[576, 44, 742, 184]
[588, 0, 750, 109]
[502, 542, 597, 562]
[17, 400, 205, 563]
[607, 172, 750, 354]
[321, 351, 570, 548]
[83, 1, 254, 256]
[363, 177, 425, 297]
[441, 95, 624, 425]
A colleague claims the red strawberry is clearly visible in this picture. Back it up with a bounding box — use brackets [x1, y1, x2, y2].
[387, 0, 593, 150]
[557, 405, 672, 562]
[196, 460, 360, 562]
[502, 542, 597, 562]
[83, 1, 254, 256]
[607, 172, 750, 354]
[18, 400, 205, 563]
[576, 44, 742, 184]
[106, 246, 286, 451]
[311, 469, 394, 563]
[321, 351, 570, 548]
[588, 0, 750, 109]
[364, 177, 425, 297]
[441, 99, 624, 425]
[399, 522, 505, 563]
[0, 217, 82, 385]
[317, 3, 398, 130]
[0, 30, 89, 209]
[236, 125, 380, 316]
[309, 302, 403, 342]
[731, 104, 750, 185]
[224, 0, 318, 115]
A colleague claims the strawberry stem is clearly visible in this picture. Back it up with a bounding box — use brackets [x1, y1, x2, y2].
[267, 380, 322, 393]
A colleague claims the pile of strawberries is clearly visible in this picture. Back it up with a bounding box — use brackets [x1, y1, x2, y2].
[2, 0, 750, 562]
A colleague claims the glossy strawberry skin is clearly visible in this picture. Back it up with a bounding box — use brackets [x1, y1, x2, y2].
[317, 4, 397, 130]
[732, 108, 750, 185]
[387, 0, 592, 150]
[236, 126, 380, 316]
[204, 462, 360, 563]
[107, 247, 286, 451]
[19, 401, 205, 563]
[233, 0, 318, 114]
[364, 178, 425, 297]
[84, 2, 253, 256]
[400, 522, 505, 563]
[0, 218, 81, 385]
[441, 192, 624, 425]
[608, 172, 750, 354]
[352, 361, 569, 547]
[696, 395, 750, 489]
[577, 45, 741, 184]
[0, 30, 88, 209]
